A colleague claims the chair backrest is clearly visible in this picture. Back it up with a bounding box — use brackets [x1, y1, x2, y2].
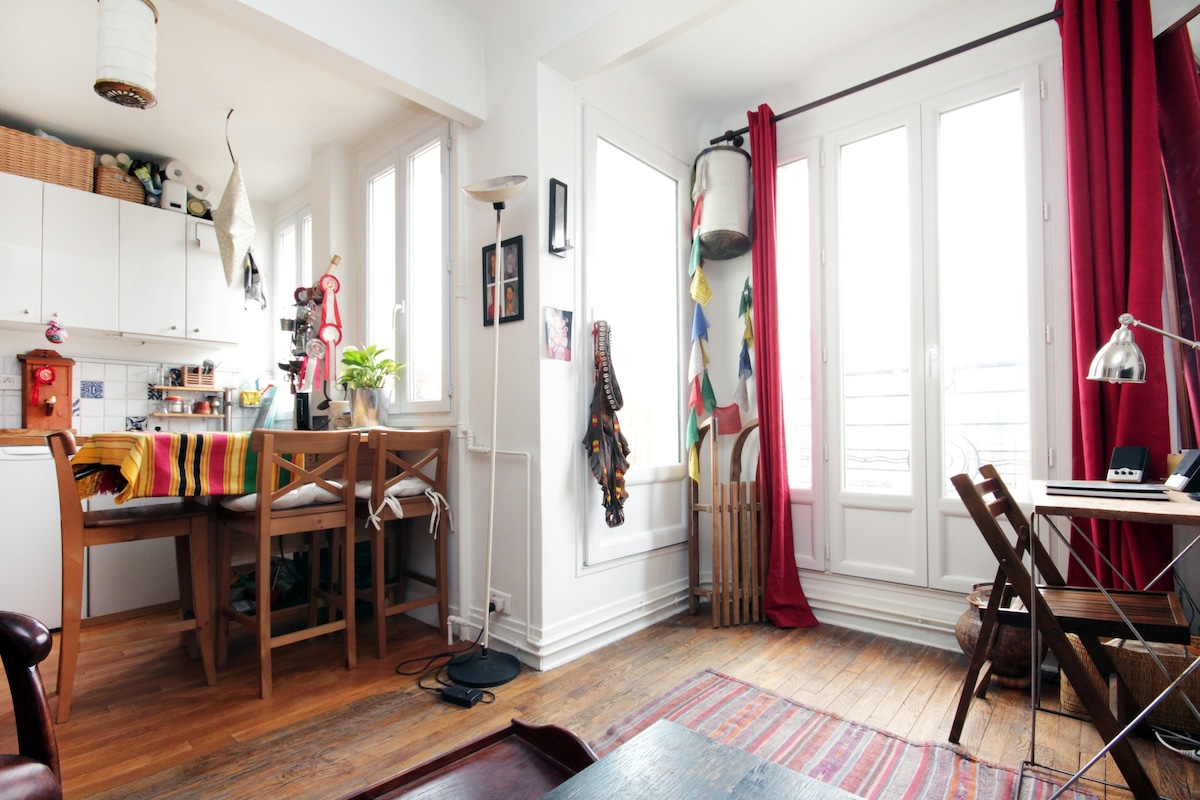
[951, 464, 1065, 588]
[247, 429, 359, 533]
[364, 428, 450, 511]
[0, 611, 61, 787]
[47, 430, 85, 553]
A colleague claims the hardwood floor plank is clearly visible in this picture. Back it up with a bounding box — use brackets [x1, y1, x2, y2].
[1, 608, 1196, 799]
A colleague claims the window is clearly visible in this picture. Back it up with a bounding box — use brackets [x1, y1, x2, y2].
[363, 123, 451, 414]
[775, 158, 814, 490]
[274, 207, 311, 366]
[582, 105, 690, 564]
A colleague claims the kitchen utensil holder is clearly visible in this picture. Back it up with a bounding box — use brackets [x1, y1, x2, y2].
[181, 366, 216, 388]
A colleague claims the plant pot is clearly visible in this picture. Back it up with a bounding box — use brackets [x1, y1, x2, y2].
[349, 388, 385, 428]
[954, 586, 1044, 688]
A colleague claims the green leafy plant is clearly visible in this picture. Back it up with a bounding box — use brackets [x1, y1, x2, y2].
[337, 344, 404, 389]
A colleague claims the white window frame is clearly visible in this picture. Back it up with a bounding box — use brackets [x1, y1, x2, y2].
[361, 121, 452, 416]
[580, 103, 691, 565]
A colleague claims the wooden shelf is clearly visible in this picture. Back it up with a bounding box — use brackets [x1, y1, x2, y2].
[150, 412, 225, 419]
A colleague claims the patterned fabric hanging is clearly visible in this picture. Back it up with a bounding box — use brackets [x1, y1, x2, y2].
[583, 321, 630, 527]
[733, 277, 754, 414]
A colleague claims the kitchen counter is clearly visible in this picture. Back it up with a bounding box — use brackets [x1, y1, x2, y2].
[0, 428, 66, 446]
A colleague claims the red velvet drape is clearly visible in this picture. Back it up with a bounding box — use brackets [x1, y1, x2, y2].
[747, 104, 818, 628]
[1157, 26, 1200, 437]
[1059, 0, 1173, 590]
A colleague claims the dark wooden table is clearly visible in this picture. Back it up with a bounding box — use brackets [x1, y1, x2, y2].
[540, 720, 863, 799]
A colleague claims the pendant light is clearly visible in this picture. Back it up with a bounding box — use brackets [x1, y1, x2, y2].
[95, 0, 159, 109]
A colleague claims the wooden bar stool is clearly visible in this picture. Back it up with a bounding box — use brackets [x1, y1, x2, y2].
[216, 429, 359, 699]
[48, 430, 216, 723]
[355, 428, 451, 658]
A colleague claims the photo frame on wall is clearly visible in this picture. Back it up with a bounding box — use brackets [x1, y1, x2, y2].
[549, 178, 571, 256]
[483, 235, 524, 326]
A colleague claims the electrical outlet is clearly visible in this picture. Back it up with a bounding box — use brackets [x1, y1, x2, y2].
[0, 374, 18, 389]
[489, 590, 511, 615]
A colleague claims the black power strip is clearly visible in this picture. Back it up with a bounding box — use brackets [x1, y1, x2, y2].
[440, 685, 483, 708]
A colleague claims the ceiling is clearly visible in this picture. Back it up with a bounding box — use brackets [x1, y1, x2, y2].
[0, 1, 1194, 210]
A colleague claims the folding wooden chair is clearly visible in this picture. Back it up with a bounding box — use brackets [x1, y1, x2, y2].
[951, 465, 1190, 799]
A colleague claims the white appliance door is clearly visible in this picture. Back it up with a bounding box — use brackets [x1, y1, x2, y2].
[0, 445, 62, 628]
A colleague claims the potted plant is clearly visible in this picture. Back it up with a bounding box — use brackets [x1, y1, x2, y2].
[338, 344, 404, 427]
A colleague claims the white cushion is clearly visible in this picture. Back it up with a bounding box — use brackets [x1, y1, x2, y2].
[220, 481, 343, 512]
[354, 475, 430, 500]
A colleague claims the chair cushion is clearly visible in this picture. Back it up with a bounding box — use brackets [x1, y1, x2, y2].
[219, 481, 342, 512]
[354, 476, 430, 500]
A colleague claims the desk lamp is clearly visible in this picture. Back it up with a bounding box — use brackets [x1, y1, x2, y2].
[1087, 312, 1200, 383]
[450, 175, 527, 688]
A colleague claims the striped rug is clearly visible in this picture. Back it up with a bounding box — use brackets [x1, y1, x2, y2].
[591, 669, 1095, 800]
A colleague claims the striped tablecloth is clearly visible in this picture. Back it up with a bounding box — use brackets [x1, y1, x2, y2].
[72, 431, 257, 503]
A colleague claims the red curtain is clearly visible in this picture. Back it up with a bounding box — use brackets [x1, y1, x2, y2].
[747, 104, 818, 627]
[1059, 0, 1173, 589]
[1157, 26, 1200, 437]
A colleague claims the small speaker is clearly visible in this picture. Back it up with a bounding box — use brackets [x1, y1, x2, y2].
[1166, 449, 1200, 491]
[1107, 446, 1150, 483]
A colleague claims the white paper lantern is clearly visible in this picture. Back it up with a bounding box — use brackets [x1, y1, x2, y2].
[693, 145, 752, 259]
[95, 0, 158, 109]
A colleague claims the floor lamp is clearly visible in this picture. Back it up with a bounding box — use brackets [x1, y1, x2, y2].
[450, 175, 527, 688]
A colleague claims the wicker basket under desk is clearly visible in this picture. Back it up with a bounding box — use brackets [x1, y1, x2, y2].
[0, 126, 94, 192]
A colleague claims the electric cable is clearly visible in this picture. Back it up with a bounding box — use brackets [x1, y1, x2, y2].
[396, 625, 496, 703]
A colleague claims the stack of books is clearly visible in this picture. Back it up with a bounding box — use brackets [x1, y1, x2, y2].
[1044, 480, 1169, 501]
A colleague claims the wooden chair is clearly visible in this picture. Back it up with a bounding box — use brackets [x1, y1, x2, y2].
[215, 429, 358, 699]
[48, 430, 215, 724]
[950, 465, 1190, 800]
[0, 611, 61, 800]
[355, 428, 451, 658]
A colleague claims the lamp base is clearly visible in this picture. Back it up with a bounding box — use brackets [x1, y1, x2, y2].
[447, 647, 521, 688]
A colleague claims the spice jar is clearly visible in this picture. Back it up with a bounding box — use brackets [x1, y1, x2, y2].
[165, 396, 184, 413]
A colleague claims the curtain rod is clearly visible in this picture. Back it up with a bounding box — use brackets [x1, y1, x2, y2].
[709, 8, 1064, 146]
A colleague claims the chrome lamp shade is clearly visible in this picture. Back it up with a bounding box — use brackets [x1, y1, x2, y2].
[1087, 315, 1147, 384]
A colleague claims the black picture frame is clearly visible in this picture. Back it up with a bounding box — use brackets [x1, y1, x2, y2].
[483, 235, 524, 326]
[549, 178, 570, 256]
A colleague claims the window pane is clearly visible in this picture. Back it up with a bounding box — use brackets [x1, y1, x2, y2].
[366, 168, 396, 364]
[275, 222, 297, 364]
[593, 138, 681, 467]
[938, 91, 1030, 495]
[839, 127, 911, 494]
[776, 158, 812, 489]
[406, 141, 443, 402]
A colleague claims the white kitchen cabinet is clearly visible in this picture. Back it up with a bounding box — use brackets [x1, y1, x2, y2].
[119, 202, 187, 338]
[0, 171, 43, 324]
[186, 217, 241, 342]
[42, 183, 119, 331]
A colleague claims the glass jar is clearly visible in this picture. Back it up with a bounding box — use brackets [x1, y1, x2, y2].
[165, 396, 184, 413]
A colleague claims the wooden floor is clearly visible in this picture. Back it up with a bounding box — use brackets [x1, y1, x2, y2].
[1, 607, 1197, 799]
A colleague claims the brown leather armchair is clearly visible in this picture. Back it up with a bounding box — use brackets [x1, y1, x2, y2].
[0, 612, 61, 800]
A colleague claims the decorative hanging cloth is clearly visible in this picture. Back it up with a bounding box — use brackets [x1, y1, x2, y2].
[733, 277, 754, 414]
[582, 321, 630, 527]
[317, 273, 342, 381]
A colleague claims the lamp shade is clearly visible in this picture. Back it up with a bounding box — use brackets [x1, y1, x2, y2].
[1087, 321, 1147, 383]
[95, 0, 158, 109]
[462, 175, 527, 206]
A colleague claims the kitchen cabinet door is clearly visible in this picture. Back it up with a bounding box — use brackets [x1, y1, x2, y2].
[119, 202, 186, 338]
[42, 184, 119, 331]
[0, 171, 43, 324]
[186, 218, 241, 342]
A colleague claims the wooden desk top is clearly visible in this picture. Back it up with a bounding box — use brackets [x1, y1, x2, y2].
[1031, 480, 1200, 526]
[541, 720, 862, 800]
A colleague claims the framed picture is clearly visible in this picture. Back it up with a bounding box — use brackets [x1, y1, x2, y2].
[544, 306, 573, 361]
[483, 235, 524, 326]
[549, 178, 570, 256]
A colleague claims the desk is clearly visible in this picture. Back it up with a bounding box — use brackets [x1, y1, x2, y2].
[541, 720, 862, 800]
[1028, 481, 1200, 798]
[71, 431, 256, 502]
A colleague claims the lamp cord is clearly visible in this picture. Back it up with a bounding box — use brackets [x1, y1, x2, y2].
[225, 109, 237, 164]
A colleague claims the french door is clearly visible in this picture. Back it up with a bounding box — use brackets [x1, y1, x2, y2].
[824, 68, 1049, 592]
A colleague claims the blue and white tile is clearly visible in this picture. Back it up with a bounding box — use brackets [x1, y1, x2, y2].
[80, 380, 104, 399]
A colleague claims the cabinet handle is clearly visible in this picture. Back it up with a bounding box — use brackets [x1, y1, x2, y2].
[170, 325, 178, 330]
[23, 309, 30, 315]
[193, 328, 200, 333]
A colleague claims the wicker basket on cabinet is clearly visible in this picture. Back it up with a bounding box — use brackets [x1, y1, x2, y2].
[94, 165, 145, 203]
[0, 125, 94, 192]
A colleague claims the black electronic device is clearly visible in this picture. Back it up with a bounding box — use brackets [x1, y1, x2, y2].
[1107, 445, 1150, 483]
[439, 684, 483, 708]
[1166, 449, 1200, 492]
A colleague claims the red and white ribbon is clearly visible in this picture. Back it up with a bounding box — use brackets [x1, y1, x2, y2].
[31, 366, 55, 406]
